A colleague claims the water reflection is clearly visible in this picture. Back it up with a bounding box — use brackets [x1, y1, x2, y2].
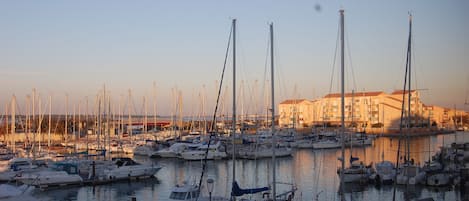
[33, 131, 468, 201]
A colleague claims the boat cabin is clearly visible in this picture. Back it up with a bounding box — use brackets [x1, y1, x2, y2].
[169, 182, 200, 200]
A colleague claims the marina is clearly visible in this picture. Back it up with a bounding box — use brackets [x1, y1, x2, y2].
[0, 131, 468, 200]
[1, 1, 468, 201]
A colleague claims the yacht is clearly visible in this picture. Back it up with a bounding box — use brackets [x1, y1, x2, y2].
[150, 142, 192, 158]
[179, 141, 227, 160]
[372, 160, 396, 184]
[103, 157, 161, 180]
[312, 137, 341, 149]
[337, 158, 374, 183]
[169, 181, 229, 201]
[238, 144, 292, 159]
[15, 162, 83, 189]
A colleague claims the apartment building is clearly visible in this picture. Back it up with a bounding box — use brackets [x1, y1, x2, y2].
[278, 90, 462, 132]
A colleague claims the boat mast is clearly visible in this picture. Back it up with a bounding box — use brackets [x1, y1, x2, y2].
[65, 94, 69, 153]
[103, 85, 107, 157]
[38, 96, 42, 154]
[144, 96, 147, 134]
[339, 9, 345, 195]
[11, 95, 16, 153]
[153, 81, 157, 133]
[86, 96, 89, 157]
[78, 102, 81, 150]
[107, 95, 111, 160]
[231, 18, 236, 201]
[128, 89, 132, 146]
[48, 95, 51, 154]
[270, 22, 277, 198]
[97, 94, 101, 154]
[178, 91, 183, 135]
[392, 13, 413, 201]
[406, 14, 413, 162]
[4, 103, 8, 147]
[73, 104, 76, 155]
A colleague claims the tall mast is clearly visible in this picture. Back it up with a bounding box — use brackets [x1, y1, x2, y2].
[339, 9, 346, 197]
[32, 89, 36, 159]
[128, 89, 132, 145]
[103, 85, 106, 155]
[107, 95, 111, 160]
[269, 22, 277, 198]
[144, 96, 147, 134]
[406, 14, 413, 161]
[26, 95, 30, 152]
[5, 103, 8, 146]
[153, 82, 157, 133]
[203, 85, 206, 135]
[97, 94, 101, 153]
[78, 102, 81, 148]
[86, 96, 89, 156]
[178, 91, 183, 135]
[392, 13, 413, 201]
[65, 94, 69, 152]
[119, 95, 123, 138]
[73, 105, 76, 154]
[231, 18, 236, 201]
[48, 96, 51, 154]
[11, 95, 16, 152]
[38, 96, 42, 153]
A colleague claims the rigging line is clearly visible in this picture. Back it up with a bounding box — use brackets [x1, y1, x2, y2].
[15, 98, 26, 131]
[275, 35, 288, 105]
[465, 74, 469, 105]
[393, 13, 412, 201]
[261, 30, 271, 115]
[329, 18, 340, 94]
[196, 22, 233, 199]
[345, 23, 358, 91]
[410, 27, 419, 93]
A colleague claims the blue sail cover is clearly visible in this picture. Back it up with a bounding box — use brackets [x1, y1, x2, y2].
[350, 156, 359, 163]
[231, 181, 269, 197]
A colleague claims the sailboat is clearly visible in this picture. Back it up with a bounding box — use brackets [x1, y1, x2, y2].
[229, 19, 273, 201]
[336, 9, 374, 184]
[233, 21, 297, 201]
[169, 19, 237, 201]
[394, 13, 426, 186]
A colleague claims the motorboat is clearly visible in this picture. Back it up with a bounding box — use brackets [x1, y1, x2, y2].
[169, 181, 229, 201]
[372, 160, 396, 184]
[15, 162, 83, 189]
[150, 142, 192, 158]
[312, 138, 341, 149]
[103, 157, 161, 180]
[179, 141, 227, 160]
[338, 158, 374, 183]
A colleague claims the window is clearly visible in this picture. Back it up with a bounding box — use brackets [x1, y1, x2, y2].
[169, 192, 187, 200]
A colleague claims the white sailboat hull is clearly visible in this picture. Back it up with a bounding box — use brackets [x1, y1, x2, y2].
[104, 165, 161, 180]
[180, 151, 227, 160]
[16, 170, 83, 188]
[312, 140, 341, 149]
[238, 147, 292, 159]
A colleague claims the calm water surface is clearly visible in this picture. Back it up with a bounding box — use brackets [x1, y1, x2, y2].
[34, 132, 469, 201]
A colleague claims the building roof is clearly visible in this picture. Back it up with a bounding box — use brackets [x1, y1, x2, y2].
[391, 90, 416, 95]
[323, 91, 384, 98]
[279, 99, 308, 104]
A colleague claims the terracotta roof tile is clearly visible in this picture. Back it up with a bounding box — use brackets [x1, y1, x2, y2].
[391, 90, 416, 95]
[280, 99, 307, 104]
[324, 91, 384, 98]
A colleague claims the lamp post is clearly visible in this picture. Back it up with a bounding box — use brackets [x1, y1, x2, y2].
[207, 178, 214, 201]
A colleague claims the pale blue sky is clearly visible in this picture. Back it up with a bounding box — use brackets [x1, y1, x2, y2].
[1, 1, 468, 115]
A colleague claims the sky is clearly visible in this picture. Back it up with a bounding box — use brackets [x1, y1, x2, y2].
[0, 1, 468, 116]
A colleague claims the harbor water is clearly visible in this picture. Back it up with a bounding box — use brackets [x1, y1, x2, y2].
[32, 132, 469, 201]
